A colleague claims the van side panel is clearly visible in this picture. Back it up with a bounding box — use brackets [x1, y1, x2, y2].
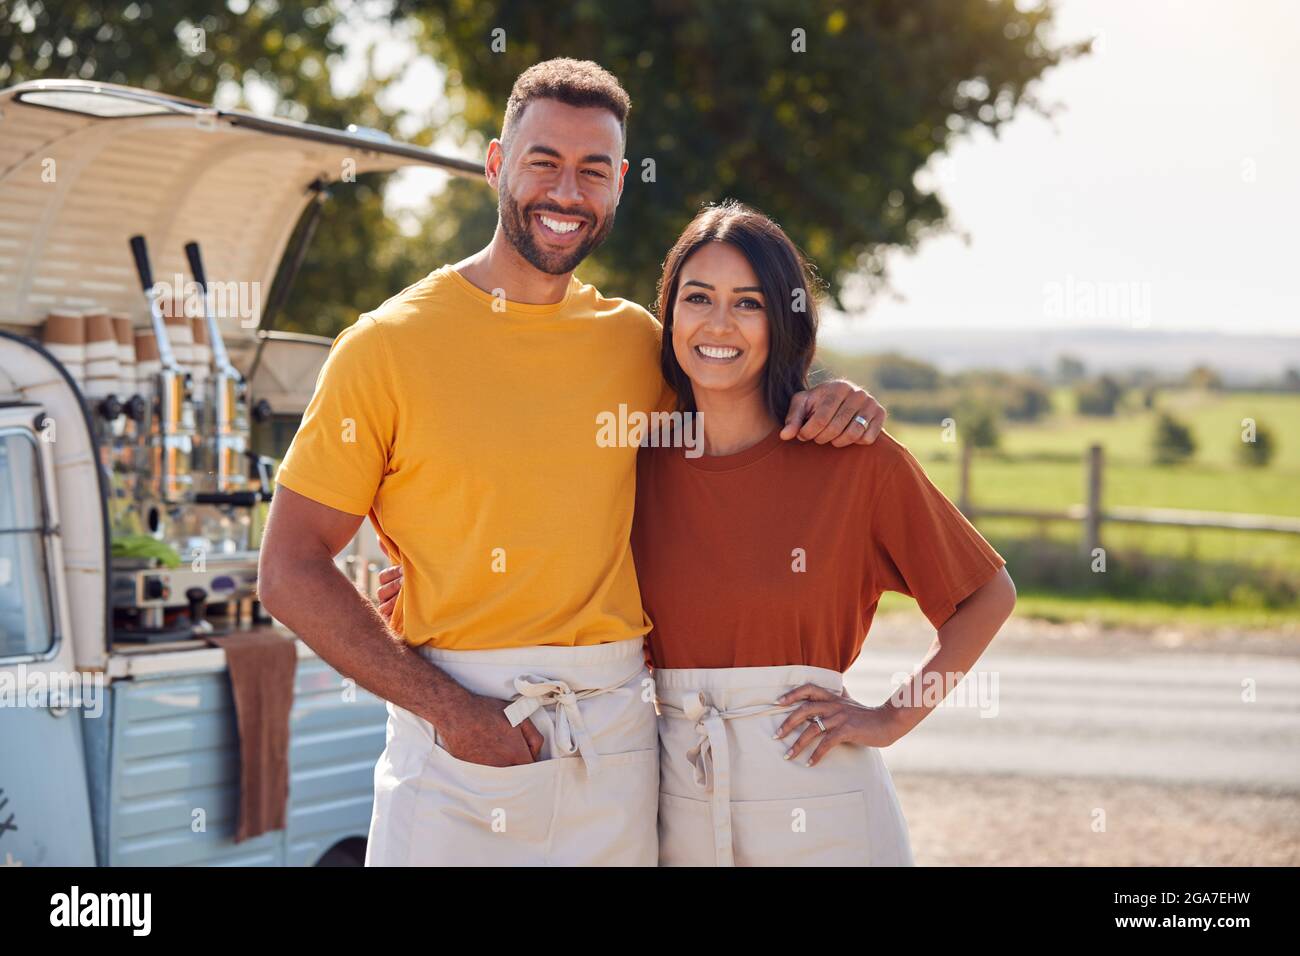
[106, 654, 384, 866]
[284, 654, 386, 866]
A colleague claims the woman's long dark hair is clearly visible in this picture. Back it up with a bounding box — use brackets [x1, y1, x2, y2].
[655, 200, 820, 420]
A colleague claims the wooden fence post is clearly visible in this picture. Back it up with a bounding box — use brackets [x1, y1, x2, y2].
[1084, 444, 1104, 556]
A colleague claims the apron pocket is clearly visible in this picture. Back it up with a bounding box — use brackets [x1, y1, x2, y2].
[409, 734, 561, 865]
[658, 789, 872, 867]
[658, 791, 717, 867]
[732, 790, 871, 866]
[551, 748, 659, 866]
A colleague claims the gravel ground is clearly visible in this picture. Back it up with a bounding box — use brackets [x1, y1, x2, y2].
[895, 771, 1300, 866]
[872, 610, 1300, 866]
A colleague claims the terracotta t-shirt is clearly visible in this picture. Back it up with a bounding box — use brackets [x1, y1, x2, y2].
[630, 426, 1006, 671]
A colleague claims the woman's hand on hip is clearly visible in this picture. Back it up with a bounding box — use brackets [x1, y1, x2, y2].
[774, 683, 903, 766]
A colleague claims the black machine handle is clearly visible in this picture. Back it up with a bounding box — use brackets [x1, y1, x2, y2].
[193, 491, 262, 507]
[185, 587, 207, 625]
[128, 235, 154, 292]
[183, 241, 207, 291]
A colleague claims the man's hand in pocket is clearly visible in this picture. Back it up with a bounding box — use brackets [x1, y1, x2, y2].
[376, 565, 544, 766]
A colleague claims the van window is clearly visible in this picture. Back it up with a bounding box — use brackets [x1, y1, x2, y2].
[0, 430, 55, 658]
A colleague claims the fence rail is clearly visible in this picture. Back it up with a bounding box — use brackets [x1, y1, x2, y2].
[955, 443, 1300, 554]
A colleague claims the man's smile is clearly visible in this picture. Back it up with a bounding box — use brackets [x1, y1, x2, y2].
[534, 211, 589, 243]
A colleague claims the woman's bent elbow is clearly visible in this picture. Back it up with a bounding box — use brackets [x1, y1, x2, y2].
[998, 567, 1018, 616]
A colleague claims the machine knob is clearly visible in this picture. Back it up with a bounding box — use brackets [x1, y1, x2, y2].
[98, 395, 123, 421]
[126, 394, 148, 422]
[185, 587, 211, 634]
[143, 575, 168, 601]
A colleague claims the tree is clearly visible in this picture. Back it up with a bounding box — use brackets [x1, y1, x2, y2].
[958, 400, 1001, 450]
[397, 0, 1086, 309]
[1152, 413, 1196, 465]
[1075, 375, 1122, 417]
[1055, 354, 1086, 384]
[1237, 424, 1276, 468]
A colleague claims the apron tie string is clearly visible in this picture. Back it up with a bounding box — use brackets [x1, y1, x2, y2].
[669, 691, 792, 867]
[682, 692, 735, 866]
[503, 662, 644, 776]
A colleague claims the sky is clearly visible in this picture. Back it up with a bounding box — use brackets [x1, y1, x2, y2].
[831, 0, 1300, 339]
[325, 0, 1300, 339]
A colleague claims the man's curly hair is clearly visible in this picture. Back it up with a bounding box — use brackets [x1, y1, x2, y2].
[501, 58, 631, 151]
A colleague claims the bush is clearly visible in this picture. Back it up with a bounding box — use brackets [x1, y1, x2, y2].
[957, 402, 1001, 450]
[1075, 375, 1122, 416]
[1152, 412, 1196, 464]
[1004, 378, 1053, 421]
[1237, 423, 1276, 468]
[1055, 354, 1086, 384]
[883, 389, 962, 424]
[989, 536, 1300, 609]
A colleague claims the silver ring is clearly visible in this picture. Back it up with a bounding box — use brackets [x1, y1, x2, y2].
[852, 414, 870, 430]
[813, 715, 827, 733]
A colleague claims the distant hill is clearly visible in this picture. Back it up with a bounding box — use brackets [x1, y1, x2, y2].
[818, 325, 1300, 386]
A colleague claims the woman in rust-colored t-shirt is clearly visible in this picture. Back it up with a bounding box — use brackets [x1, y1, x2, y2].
[633, 200, 1016, 867]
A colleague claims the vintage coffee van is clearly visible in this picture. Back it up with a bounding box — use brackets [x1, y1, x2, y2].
[0, 79, 479, 865]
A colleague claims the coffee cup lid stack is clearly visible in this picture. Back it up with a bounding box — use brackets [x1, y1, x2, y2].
[111, 314, 136, 396]
[134, 329, 161, 390]
[43, 309, 87, 386]
[83, 309, 120, 399]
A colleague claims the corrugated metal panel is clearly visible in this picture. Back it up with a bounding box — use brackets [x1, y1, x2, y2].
[284, 655, 385, 864]
[106, 653, 385, 866]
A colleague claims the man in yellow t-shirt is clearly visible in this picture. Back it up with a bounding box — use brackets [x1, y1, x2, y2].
[258, 59, 886, 866]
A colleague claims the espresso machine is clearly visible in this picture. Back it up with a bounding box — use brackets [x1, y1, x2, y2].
[110, 237, 267, 642]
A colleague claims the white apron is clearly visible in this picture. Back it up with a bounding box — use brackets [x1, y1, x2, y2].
[656, 664, 914, 867]
[365, 637, 659, 866]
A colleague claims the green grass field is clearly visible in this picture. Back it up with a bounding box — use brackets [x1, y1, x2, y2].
[881, 388, 1300, 626]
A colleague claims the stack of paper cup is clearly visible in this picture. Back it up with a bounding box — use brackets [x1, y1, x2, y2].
[43, 310, 86, 386]
[135, 329, 161, 391]
[190, 316, 211, 388]
[83, 309, 120, 401]
[111, 314, 136, 397]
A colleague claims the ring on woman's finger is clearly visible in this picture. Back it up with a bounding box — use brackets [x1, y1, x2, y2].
[812, 715, 827, 733]
[852, 414, 870, 430]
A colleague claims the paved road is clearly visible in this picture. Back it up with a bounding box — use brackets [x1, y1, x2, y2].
[844, 643, 1300, 793]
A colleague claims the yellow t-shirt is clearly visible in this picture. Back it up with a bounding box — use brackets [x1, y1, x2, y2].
[275, 265, 673, 650]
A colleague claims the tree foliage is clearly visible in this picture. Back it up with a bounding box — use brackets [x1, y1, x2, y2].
[1075, 375, 1122, 417]
[398, 0, 1085, 310]
[1152, 412, 1196, 465]
[1237, 423, 1276, 469]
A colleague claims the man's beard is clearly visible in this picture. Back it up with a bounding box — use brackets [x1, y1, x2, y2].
[498, 180, 616, 276]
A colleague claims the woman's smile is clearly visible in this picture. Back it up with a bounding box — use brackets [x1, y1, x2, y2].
[694, 343, 743, 362]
